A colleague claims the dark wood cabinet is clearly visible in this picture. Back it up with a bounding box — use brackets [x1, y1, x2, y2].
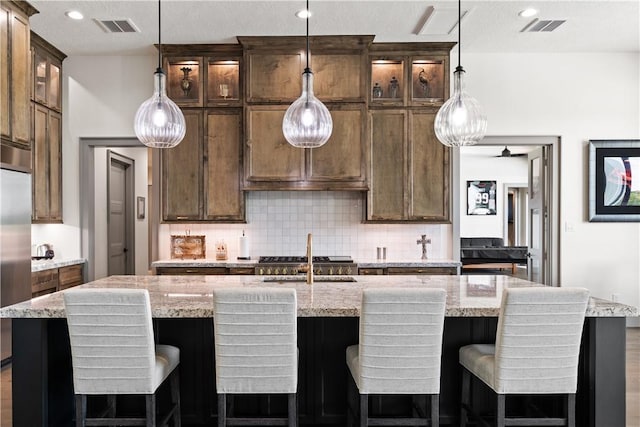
[155, 266, 254, 275]
[31, 32, 65, 223]
[161, 45, 245, 223]
[31, 263, 84, 297]
[359, 266, 457, 275]
[32, 103, 62, 222]
[158, 38, 452, 220]
[366, 43, 453, 223]
[1, 1, 36, 151]
[161, 109, 203, 221]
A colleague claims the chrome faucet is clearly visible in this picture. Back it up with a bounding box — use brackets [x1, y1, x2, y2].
[298, 233, 314, 285]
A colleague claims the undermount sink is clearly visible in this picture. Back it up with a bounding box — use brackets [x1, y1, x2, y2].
[261, 275, 357, 283]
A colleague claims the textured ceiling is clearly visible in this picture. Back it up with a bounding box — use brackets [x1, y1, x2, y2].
[28, 1, 640, 57]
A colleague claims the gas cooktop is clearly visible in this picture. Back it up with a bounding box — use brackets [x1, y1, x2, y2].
[258, 256, 353, 263]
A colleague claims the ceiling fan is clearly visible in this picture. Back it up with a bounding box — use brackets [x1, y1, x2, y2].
[496, 146, 527, 157]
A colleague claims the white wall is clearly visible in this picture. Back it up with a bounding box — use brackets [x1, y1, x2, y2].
[94, 147, 149, 279]
[44, 51, 640, 319]
[459, 153, 527, 239]
[32, 55, 156, 261]
[463, 52, 640, 320]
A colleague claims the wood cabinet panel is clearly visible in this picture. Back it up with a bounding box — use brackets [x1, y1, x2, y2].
[246, 53, 302, 102]
[0, 6, 10, 140]
[32, 105, 62, 222]
[155, 266, 228, 275]
[58, 264, 83, 290]
[409, 112, 449, 221]
[245, 106, 305, 182]
[1, 2, 34, 149]
[162, 110, 203, 221]
[368, 110, 406, 220]
[10, 8, 29, 147]
[308, 105, 366, 185]
[313, 54, 363, 101]
[31, 269, 58, 297]
[205, 110, 244, 220]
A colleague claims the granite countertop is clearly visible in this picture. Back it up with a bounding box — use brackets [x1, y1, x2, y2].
[1, 274, 636, 319]
[151, 258, 461, 268]
[31, 258, 86, 273]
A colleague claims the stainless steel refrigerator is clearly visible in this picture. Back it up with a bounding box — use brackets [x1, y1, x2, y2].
[1, 149, 32, 363]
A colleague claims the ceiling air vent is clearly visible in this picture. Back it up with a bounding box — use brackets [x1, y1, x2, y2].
[521, 19, 566, 32]
[94, 18, 140, 33]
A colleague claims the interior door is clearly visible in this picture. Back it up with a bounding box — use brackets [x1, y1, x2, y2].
[527, 147, 548, 284]
[108, 152, 133, 275]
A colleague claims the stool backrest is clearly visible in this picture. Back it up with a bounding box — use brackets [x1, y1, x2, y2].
[494, 287, 589, 394]
[63, 288, 156, 394]
[213, 287, 297, 394]
[358, 287, 447, 394]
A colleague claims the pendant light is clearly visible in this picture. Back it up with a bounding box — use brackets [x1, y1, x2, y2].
[434, 0, 487, 147]
[282, 0, 333, 148]
[134, 0, 186, 148]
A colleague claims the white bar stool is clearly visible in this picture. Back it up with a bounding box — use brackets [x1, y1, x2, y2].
[63, 288, 181, 427]
[213, 287, 298, 427]
[346, 287, 447, 427]
[459, 287, 590, 427]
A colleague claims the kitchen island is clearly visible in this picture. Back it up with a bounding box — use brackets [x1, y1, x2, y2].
[1, 275, 635, 427]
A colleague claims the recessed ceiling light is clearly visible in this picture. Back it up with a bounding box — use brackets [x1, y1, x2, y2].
[518, 8, 538, 18]
[65, 10, 84, 20]
[295, 9, 311, 19]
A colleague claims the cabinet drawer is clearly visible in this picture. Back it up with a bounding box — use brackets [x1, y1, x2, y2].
[156, 267, 228, 275]
[58, 264, 83, 289]
[31, 269, 58, 295]
[358, 268, 385, 275]
[387, 267, 457, 275]
[228, 267, 255, 275]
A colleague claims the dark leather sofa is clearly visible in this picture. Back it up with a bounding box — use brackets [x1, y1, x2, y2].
[460, 237, 528, 272]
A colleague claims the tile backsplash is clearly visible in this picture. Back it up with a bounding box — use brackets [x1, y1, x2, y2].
[158, 191, 453, 261]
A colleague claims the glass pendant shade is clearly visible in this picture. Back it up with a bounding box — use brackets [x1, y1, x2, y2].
[283, 70, 332, 148]
[134, 69, 186, 148]
[434, 68, 487, 147]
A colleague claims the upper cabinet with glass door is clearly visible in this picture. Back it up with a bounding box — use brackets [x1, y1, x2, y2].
[162, 45, 242, 108]
[31, 32, 65, 112]
[369, 43, 452, 107]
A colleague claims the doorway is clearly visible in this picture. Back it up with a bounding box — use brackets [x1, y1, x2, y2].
[453, 136, 560, 285]
[79, 138, 153, 281]
[504, 183, 528, 247]
[107, 151, 134, 275]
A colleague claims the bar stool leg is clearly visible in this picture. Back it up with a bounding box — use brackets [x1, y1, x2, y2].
[359, 394, 368, 427]
[145, 394, 156, 427]
[75, 395, 86, 427]
[567, 394, 576, 427]
[431, 394, 439, 427]
[497, 394, 505, 427]
[218, 394, 226, 427]
[288, 393, 297, 427]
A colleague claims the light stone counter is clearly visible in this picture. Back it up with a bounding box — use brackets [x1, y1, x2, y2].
[31, 258, 86, 272]
[1, 274, 636, 319]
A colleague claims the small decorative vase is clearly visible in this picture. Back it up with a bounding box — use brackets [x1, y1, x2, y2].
[389, 76, 399, 98]
[180, 67, 192, 97]
[372, 82, 383, 98]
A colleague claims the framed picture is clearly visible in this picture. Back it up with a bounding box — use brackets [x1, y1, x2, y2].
[467, 180, 497, 215]
[589, 140, 640, 222]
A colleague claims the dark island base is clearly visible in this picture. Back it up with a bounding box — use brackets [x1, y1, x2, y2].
[12, 316, 626, 426]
